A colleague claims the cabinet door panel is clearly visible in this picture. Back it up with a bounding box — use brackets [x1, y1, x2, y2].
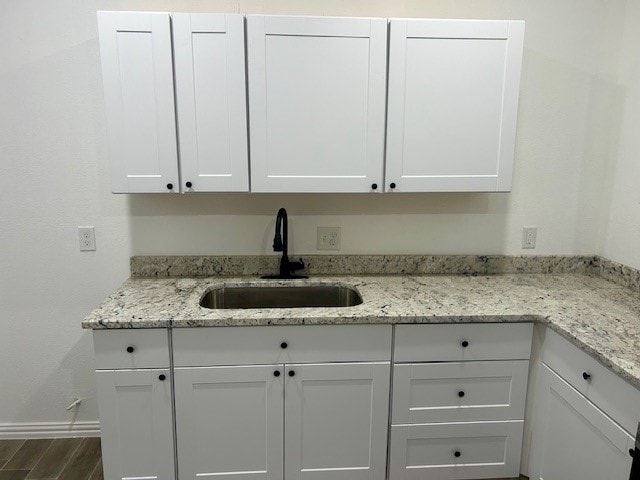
[247, 15, 387, 193]
[389, 421, 524, 480]
[284, 362, 390, 480]
[97, 11, 178, 193]
[96, 369, 175, 480]
[392, 360, 529, 424]
[528, 365, 634, 480]
[173, 13, 249, 192]
[386, 19, 524, 192]
[543, 329, 640, 435]
[174, 365, 283, 480]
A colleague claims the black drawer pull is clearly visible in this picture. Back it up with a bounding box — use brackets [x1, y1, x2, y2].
[281, 342, 288, 349]
[454, 451, 461, 458]
[582, 372, 591, 381]
[158, 374, 166, 381]
[126, 346, 135, 353]
[458, 391, 465, 398]
[273, 370, 281, 377]
[461, 340, 469, 348]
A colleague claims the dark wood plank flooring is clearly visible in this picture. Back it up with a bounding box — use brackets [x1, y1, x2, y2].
[0, 439, 101, 480]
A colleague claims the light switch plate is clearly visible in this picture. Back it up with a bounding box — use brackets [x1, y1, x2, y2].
[317, 227, 341, 251]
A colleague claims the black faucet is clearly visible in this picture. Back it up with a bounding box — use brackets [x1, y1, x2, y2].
[262, 208, 307, 279]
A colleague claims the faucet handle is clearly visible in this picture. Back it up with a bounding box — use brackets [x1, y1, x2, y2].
[290, 258, 305, 272]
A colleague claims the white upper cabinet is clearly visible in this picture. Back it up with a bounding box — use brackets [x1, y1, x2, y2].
[247, 15, 388, 193]
[385, 19, 525, 192]
[97, 11, 179, 193]
[173, 14, 249, 192]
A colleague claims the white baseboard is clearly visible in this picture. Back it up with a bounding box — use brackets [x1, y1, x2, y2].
[0, 421, 100, 439]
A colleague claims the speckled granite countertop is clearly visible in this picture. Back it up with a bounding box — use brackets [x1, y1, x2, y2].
[82, 274, 640, 388]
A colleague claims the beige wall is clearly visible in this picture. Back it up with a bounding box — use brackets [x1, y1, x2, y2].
[0, 0, 633, 426]
[599, 0, 640, 270]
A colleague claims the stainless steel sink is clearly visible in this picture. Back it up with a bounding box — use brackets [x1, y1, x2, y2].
[199, 284, 363, 309]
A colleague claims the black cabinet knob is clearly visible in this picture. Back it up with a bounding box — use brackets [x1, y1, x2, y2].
[458, 391, 465, 398]
[389, 182, 396, 189]
[186, 181, 192, 188]
[274, 370, 281, 377]
[281, 342, 288, 349]
[166, 183, 173, 190]
[371, 183, 378, 190]
[582, 372, 591, 381]
[126, 346, 135, 353]
[158, 374, 166, 381]
[288, 370, 295, 377]
[461, 340, 469, 348]
[454, 451, 461, 458]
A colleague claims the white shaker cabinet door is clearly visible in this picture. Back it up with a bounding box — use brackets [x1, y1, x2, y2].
[173, 13, 249, 192]
[95, 369, 175, 480]
[528, 365, 635, 480]
[284, 362, 390, 480]
[386, 19, 525, 192]
[97, 11, 179, 193]
[247, 15, 387, 193]
[174, 365, 284, 480]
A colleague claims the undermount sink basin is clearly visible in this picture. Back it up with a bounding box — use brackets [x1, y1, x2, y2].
[199, 284, 363, 309]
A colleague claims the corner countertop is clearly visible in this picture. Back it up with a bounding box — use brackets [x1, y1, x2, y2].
[82, 273, 640, 389]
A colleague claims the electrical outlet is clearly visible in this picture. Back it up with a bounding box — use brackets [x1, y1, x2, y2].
[522, 226, 537, 249]
[317, 227, 341, 251]
[78, 226, 96, 251]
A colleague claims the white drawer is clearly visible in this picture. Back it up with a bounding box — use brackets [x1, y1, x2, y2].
[172, 325, 392, 367]
[543, 329, 640, 435]
[93, 329, 170, 370]
[392, 360, 529, 424]
[389, 420, 524, 480]
[394, 323, 533, 362]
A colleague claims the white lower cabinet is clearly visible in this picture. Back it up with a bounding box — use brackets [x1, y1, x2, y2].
[94, 323, 640, 480]
[284, 362, 390, 480]
[390, 323, 533, 480]
[173, 362, 390, 480]
[389, 420, 524, 480]
[528, 366, 635, 480]
[95, 369, 175, 480]
[392, 360, 529, 424]
[174, 365, 283, 480]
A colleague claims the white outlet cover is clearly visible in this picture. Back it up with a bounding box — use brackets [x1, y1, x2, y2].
[317, 227, 341, 251]
[78, 226, 96, 251]
[522, 226, 537, 249]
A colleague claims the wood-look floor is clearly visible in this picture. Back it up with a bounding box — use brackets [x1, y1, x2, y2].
[0, 439, 102, 480]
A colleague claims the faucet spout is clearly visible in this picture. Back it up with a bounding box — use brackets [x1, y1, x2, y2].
[262, 208, 307, 279]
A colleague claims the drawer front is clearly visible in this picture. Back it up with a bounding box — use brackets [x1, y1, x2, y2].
[394, 323, 533, 362]
[389, 421, 524, 480]
[172, 325, 392, 366]
[392, 360, 529, 424]
[543, 329, 640, 435]
[93, 329, 170, 370]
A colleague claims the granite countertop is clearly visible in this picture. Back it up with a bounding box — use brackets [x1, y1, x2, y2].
[82, 273, 640, 388]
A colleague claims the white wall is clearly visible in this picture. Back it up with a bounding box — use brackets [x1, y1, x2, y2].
[0, 0, 632, 426]
[599, 1, 640, 270]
